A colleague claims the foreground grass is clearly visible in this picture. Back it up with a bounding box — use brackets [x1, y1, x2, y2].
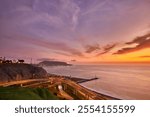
[0, 87, 58, 100]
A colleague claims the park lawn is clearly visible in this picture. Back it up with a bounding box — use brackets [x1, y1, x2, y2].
[0, 86, 58, 100]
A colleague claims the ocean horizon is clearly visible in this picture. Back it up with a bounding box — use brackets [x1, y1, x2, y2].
[44, 64, 150, 100]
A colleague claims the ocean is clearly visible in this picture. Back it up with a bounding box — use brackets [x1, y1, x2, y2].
[44, 64, 150, 99]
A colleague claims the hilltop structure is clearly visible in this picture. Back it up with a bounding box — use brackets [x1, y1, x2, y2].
[0, 57, 24, 64]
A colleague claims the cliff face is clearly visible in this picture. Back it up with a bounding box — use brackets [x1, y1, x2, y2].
[0, 64, 47, 82]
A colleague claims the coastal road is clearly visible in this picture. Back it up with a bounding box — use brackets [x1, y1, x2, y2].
[0, 78, 49, 87]
[0, 77, 118, 100]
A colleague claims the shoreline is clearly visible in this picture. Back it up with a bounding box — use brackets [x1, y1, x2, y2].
[0, 73, 120, 100]
[47, 73, 119, 99]
[80, 85, 120, 100]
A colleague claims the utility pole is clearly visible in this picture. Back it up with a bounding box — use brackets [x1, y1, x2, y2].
[30, 58, 32, 64]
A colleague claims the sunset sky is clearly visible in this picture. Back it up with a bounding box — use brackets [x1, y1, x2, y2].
[0, 0, 150, 64]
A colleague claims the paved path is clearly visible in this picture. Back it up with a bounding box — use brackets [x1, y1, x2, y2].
[0, 77, 118, 100]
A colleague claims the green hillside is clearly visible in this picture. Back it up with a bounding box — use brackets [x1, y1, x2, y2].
[0, 87, 58, 100]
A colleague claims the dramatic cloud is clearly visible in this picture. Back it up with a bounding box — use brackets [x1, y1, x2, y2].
[85, 44, 100, 53]
[114, 33, 150, 54]
[1, 0, 150, 62]
[96, 44, 116, 56]
[126, 33, 150, 44]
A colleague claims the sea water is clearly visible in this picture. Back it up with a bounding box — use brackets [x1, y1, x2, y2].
[44, 64, 150, 99]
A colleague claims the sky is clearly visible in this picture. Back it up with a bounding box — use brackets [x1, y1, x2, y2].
[0, 0, 150, 64]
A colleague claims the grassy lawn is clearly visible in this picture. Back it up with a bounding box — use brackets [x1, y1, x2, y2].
[0, 87, 58, 100]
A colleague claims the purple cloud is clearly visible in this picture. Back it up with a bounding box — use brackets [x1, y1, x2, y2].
[85, 44, 100, 53]
[1, 0, 150, 61]
[96, 44, 116, 56]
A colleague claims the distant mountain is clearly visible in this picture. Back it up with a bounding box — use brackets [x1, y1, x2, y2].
[38, 61, 72, 66]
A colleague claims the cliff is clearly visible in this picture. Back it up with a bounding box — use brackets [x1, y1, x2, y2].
[38, 61, 71, 66]
[0, 64, 47, 82]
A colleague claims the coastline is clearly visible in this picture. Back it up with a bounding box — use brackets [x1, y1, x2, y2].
[0, 73, 119, 100]
[0, 64, 119, 100]
[80, 85, 120, 100]
[47, 73, 119, 99]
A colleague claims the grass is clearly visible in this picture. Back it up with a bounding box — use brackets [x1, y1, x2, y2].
[0, 86, 58, 100]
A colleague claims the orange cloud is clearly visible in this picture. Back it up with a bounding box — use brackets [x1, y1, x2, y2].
[114, 33, 150, 54]
[138, 55, 150, 58]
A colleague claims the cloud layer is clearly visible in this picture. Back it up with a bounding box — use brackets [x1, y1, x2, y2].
[114, 33, 150, 55]
[85, 44, 100, 53]
[1, 0, 150, 62]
